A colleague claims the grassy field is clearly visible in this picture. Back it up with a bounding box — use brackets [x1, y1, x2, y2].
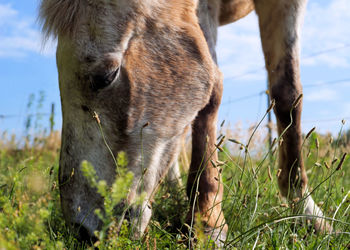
[0, 122, 349, 249]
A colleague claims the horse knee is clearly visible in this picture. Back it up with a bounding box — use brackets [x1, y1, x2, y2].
[270, 75, 302, 127]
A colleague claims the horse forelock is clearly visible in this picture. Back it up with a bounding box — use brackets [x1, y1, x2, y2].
[39, 0, 85, 39]
[39, 0, 199, 40]
[39, 0, 123, 39]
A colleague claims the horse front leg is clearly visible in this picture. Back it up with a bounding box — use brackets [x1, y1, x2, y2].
[186, 74, 227, 243]
[254, 0, 331, 232]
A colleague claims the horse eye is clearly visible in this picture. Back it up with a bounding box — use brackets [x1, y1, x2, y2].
[91, 67, 120, 91]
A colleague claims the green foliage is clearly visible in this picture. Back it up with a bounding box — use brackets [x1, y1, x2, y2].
[80, 153, 135, 247]
[0, 148, 65, 249]
[0, 126, 349, 249]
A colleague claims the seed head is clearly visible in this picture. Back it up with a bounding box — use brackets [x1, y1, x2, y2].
[51, 181, 57, 191]
[307, 150, 312, 158]
[228, 138, 241, 145]
[267, 99, 275, 113]
[314, 162, 322, 167]
[336, 153, 347, 171]
[329, 136, 334, 144]
[93, 111, 101, 124]
[292, 94, 303, 109]
[220, 120, 225, 128]
[305, 127, 316, 140]
[217, 135, 225, 147]
[215, 144, 224, 152]
[216, 160, 225, 166]
[276, 169, 282, 177]
[324, 162, 330, 169]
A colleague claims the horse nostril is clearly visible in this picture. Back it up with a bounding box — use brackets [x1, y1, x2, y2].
[73, 223, 98, 244]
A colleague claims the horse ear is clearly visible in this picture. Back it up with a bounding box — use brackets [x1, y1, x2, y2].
[219, 0, 254, 26]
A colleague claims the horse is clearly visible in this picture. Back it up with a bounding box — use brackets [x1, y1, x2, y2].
[39, 0, 329, 246]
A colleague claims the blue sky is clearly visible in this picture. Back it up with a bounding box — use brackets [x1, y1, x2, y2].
[0, 0, 350, 137]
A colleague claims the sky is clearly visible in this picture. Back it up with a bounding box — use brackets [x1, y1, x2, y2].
[0, 0, 350, 137]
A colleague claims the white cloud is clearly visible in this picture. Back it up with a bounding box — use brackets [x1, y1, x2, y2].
[217, 0, 350, 81]
[301, 0, 350, 68]
[305, 88, 338, 102]
[0, 4, 16, 22]
[0, 3, 55, 58]
[217, 13, 265, 81]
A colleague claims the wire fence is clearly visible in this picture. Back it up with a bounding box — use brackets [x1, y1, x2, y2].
[0, 113, 51, 119]
[0, 103, 56, 135]
[222, 78, 350, 105]
[224, 43, 350, 82]
[1, 45, 349, 134]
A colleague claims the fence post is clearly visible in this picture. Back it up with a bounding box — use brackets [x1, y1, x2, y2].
[50, 103, 55, 134]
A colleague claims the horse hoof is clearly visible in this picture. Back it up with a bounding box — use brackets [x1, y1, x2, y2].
[204, 226, 227, 248]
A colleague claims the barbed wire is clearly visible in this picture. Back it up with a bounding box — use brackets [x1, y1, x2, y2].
[303, 78, 350, 88]
[303, 117, 350, 124]
[303, 44, 350, 59]
[222, 91, 266, 105]
[1, 45, 349, 128]
[224, 43, 350, 81]
[1, 77, 349, 125]
[0, 113, 51, 119]
[220, 44, 350, 107]
[221, 77, 350, 105]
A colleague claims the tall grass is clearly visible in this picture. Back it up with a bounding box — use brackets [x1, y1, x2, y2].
[0, 111, 349, 248]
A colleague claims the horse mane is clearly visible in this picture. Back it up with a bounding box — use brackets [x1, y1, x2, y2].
[39, 0, 86, 39]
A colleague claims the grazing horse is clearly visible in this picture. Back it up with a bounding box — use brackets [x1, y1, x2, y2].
[39, 0, 329, 245]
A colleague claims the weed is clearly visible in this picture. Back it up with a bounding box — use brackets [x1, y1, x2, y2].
[0, 117, 349, 248]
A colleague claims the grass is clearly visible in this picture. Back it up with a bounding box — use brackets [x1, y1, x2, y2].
[0, 119, 349, 249]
